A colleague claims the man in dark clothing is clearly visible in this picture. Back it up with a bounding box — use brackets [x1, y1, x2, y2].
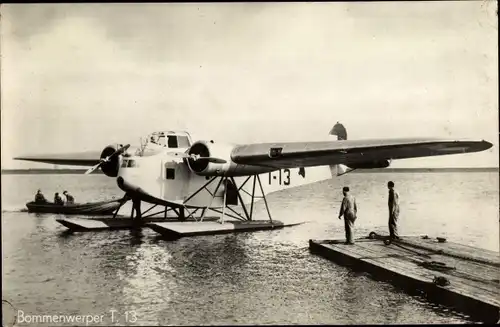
[132, 197, 142, 219]
[54, 192, 64, 205]
[63, 191, 75, 204]
[34, 189, 47, 203]
[338, 186, 358, 245]
[388, 181, 400, 239]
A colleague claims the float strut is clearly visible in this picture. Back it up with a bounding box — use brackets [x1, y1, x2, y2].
[200, 177, 224, 222]
[231, 177, 251, 221]
[113, 195, 128, 218]
[131, 197, 142, 221]
[257, 175, 273, 223]
[249, 176, 257, 220]
[221, 178, 227, 224]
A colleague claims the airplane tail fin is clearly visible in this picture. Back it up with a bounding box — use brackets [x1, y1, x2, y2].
[328, 122, 353, 177]
[329, 122, 347, 141]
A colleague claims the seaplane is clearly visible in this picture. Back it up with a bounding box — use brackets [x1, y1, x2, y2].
[14, 122, 493, 239]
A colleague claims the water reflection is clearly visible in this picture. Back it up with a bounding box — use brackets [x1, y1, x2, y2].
[3, 172, 497, 325]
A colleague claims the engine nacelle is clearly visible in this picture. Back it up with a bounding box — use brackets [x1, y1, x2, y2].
[99, 144, 121, 177]
[186, 141, 234, 176]
[186, 141, 274, 176]
[347, 159, 391, 169]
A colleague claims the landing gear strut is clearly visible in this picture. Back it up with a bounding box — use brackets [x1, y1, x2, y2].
[112, 174, 274, 224]
[112, 194, 131, 218]
[131, 197, 142, 219]
[180, 174, 273, 224]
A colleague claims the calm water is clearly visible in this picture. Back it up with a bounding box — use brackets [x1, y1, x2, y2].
[1, 172, 498, 325]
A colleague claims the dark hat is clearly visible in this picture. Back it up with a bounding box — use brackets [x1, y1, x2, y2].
[388, 181, 395, 187]
[342, 186, 350, 192]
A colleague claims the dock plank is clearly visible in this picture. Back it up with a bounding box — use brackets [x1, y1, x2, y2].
[362, 242, 499, 294]
[399, 236, 500, 267]
[350, 242, 500, 306]
[331, 239, 499, 301]
[309, 235, 500, 323]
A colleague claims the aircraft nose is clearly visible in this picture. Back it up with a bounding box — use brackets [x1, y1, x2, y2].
[117, 176, 125, 190]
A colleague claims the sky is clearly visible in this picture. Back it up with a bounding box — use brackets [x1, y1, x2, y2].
[1, 2, 498, 169]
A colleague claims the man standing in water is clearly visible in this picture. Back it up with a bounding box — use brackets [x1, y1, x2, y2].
[388, 181, 400, 239]
[338, 186, 357, 245]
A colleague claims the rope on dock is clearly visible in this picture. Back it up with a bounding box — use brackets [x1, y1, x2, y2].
[397, 238, 500, 268]
[390, 239, 498, 287]
[368, 232, 500, 268]
[419, 261, 456, 272]
[433, 276, 451, 287]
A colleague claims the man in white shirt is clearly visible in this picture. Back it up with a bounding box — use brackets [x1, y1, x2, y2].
[338, 186, 358, 245]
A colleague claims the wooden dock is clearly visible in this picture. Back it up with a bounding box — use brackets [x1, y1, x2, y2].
[309, 232, 500, 323]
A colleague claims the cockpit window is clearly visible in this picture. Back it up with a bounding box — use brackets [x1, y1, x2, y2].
[157, 135, 165, 146]
[147, 132, 190, 149]
[177, 136, 190, 148]
[167, 135, 178, 148]
[121, 159, 137, 168]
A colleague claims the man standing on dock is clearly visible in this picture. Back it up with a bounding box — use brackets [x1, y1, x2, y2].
[338, 186, 357, 245]
[388, 181, 400, 239]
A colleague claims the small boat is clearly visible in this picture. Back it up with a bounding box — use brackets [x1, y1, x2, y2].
[25, 199, 124, 215]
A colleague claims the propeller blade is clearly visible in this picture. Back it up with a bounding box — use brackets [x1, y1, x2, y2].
[84, 163, 102, 175]
[117, 144, 131, 154]
[206, 157, 227, 164]
[84, 144, 130, 175]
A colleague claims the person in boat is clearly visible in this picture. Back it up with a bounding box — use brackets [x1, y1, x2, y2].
[63, 191, 75, 204]
[34, 189, 48, 204]
[54, 192, 64, 205]
[338, 186, 357, 245]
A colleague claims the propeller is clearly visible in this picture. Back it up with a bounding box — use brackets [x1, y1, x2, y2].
[167, 151, 227, 164]
[85, 144, 131, 175]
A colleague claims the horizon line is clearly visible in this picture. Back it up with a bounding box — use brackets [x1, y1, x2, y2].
[1, 167, 498, 175]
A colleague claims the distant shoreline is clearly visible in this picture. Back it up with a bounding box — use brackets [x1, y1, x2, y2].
[1, 167, 498, 175]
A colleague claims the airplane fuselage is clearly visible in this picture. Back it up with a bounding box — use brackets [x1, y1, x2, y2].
[112, 130, 336, 209]
[116, 148, 334, 208]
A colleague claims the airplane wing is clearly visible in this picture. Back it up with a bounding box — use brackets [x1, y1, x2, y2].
[14, 151, 102, 166]
[230, 138, 493, 168]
